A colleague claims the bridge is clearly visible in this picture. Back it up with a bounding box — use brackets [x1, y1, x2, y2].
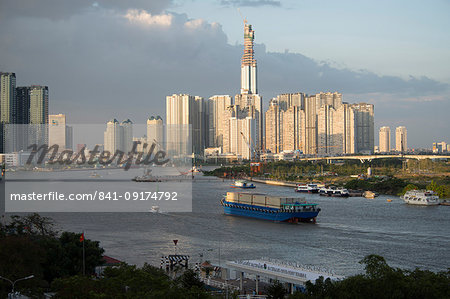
[226, 259, 343, 294]
[297, 154, 450, 163]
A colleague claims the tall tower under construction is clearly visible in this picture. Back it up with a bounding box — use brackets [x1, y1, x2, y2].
[240, 21, 257, 95]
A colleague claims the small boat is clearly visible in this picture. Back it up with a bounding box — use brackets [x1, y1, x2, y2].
[402, 190, 439, 206]
[440, 200, 450, 206]
[331, 188, 350, 197]
[296, 183, 319, 193]
[149, 206, 160, 213]
[90, 171, 101, 178]
[132, 169, 161, 182]
[319, 187, 334, 197]
[387, 199, 393, 202]
[231, 180, 256, 189]
[363, 191, 378, 199]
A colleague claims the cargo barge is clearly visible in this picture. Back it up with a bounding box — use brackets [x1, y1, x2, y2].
[221, 192, 320, 223]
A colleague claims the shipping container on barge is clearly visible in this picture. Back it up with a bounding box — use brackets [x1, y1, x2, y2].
[221, 192, 321, 223]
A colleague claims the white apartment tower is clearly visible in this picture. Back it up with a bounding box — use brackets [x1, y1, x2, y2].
[379, 126, 391, 153]
[208, 95, 232, 148]
[104, 119, 121, 154]
[147, 116, 163, 150]
[265, 100, 281, 153]
[49, 114, 73, 150]
[396, 126, 407, 152]
[166, 94, 207, 156]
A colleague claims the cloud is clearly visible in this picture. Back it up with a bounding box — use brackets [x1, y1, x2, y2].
[0, 6, 448, 146]
[220, 0, 281, 7]
[124, 9, 173, 27]
[0, 0, 171, 20]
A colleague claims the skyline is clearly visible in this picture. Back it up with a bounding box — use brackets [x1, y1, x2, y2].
[0, 0, 448, 147]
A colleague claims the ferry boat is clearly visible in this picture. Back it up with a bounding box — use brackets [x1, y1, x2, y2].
[221, 192, 320, 223]
[296, 183, 319, 193]
[231, 180, 256, 189]
[402, 190, 440, 206]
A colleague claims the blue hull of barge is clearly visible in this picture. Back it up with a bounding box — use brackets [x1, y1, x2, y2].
[222, 200, 320, 222]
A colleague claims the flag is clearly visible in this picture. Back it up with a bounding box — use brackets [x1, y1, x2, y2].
[80, 233, 84, 242]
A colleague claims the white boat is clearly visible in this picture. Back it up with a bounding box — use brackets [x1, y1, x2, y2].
[331, 188, 349, 197]
[319, 187, 349, 197]
[231, 180, 256, 189]
[402, 190, 440, 206]
[150, 206, 160, 213]
[296, 183, 319, 193]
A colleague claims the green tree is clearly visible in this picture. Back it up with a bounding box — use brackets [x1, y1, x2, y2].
[58, 232, 105, 276]
[267, 280, 287, 299]
[400, 184, 419, 195]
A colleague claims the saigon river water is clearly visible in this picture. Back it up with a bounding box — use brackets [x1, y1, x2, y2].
[13, 168, 450, 276]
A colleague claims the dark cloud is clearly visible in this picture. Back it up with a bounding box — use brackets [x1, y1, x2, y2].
[0, 0, 171, 19]
[220, 0, 281, 7]
[0, 7, 448, 146]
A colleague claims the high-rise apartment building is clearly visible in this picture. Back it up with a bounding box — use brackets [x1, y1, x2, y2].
[282, 105, 303, 152]
[351, 103, 374, 153]
[166, 94, 207, 156]
[395, 126, 407, 152]
[49, 114, 69, 150]
[28, 85, 49, 146]
[276, 93, 305, 111]
[121, 119, 133, 154]
[208, 95, 232, 148]
[265, 100, 281, 153]
[336, 103, 356, 154]
[222, 105, 256, 160]
[317, 105, 339, 155]
[147, 116, 163, 150]
[379, 126, 391, 153]
[104, 119, 121, 154]
[1, 72, 16, 124]
[15, 86, 30, 124]
[29, 85, 49, 125]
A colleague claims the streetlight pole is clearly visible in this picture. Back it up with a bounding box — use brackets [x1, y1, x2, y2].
[0, 275, 34, 296]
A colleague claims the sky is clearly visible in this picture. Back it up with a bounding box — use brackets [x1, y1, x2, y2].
[0, 0, 449, 148]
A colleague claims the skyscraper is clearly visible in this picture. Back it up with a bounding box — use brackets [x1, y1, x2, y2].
[166, 94, 207, 156]
[222, 105, 256, 160]
[395, 126, 407, 153]
[147, 116, 163, 150]
[15, 86, 30, 124]
[104, 119, 121, 154]
[208, 95, 232, 148]
[0, 72, 16, 124]
[276, 93, 305, 111]
[282, 105, 303, 152]
[351, 103, 374, 153]
[121, 119, 133, 154]
[29, 85, 49, 145]
[49, 114, 68, 149]
[240, 21, 257, 95]
[29, 85, 49, 125]
[379, 126, 391, 153]
[265, 100, 281, 153]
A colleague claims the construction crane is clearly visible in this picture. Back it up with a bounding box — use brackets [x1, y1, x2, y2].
[237, 8, 247, 25]
[240, 131, 256, 161]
